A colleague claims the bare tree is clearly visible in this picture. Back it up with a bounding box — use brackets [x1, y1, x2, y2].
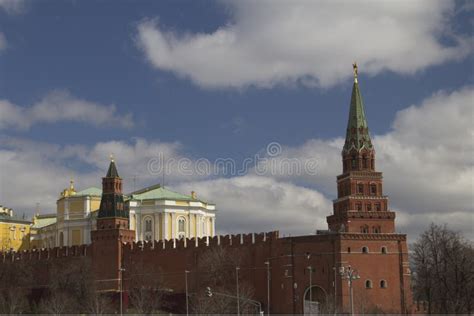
[127, 258, 166, 314]
[191, 247, 258, 314]
[39, 257, 102, 314]
[411, 223, 474, 314]
[0, 261, 33, 314]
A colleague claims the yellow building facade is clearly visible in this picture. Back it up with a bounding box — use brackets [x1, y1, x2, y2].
[31, 181, 102, 248]
[30, 179, 216, 248]
[0, 206, 31, 252]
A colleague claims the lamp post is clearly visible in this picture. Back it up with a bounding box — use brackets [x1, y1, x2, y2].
[185, 270, 190, 316]
[119, 267, 126, 316]
[307, 266, 313, 304]
[333, 267, 337, 315]
[236, 266, 240, 316]
[339, 265, 360, 315]
[264, 261, 270, 316]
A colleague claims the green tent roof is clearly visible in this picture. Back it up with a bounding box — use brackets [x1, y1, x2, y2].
[130, 184, 197, 201]
[342, 80, 374, 154]
[106, 160, 120, 178]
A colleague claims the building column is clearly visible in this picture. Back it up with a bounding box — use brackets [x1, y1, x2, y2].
[154, 213, 160, 241]
[171, 213, 176, 239]
[84, 197, 91, 217]
[163, 212, 168, 240]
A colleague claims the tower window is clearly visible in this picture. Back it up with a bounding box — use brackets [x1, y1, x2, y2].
[367, 203, 372, 211]
[351, 156, 357, 169]
[370, 184, 377, 195]
[361, 225, 369, 233]
[365, 280, 373, 289]
[357, 184, 364, 194]
[375, 203, 381, 211]
[380, 280, 387, 288]
[373, 226, 380, 233]
[381, 246, 387, 254]
[356, 203, 362, 211]
[362, 246, 369, 254]
[363, 156, 368, 168]
[347, 247, 351, 253]
[371, 159, 374, 170]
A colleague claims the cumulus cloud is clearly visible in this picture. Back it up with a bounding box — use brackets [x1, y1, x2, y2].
[0, 90, 134, 130]
[173, 175, 332, 236]
[136, 0, 472, 89]
[0, 137, 185, 213]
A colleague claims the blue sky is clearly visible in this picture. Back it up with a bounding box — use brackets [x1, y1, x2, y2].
[0, 0, 472, 240]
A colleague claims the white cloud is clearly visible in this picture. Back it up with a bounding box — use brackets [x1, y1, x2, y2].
[173, 175, 332, 236]
[136, 0, 472, 89]
[0, 90, 134, 130]
[0, 137, 206, 214]
[0, 0, 25, 14]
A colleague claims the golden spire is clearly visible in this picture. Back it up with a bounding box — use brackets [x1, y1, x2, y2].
[353, 62, 358, 83]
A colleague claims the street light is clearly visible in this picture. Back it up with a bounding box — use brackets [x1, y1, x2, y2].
[308, 266, 313, 298]
[339, 265, 360, 315]
[236, 266, 240, 316]
[332, 267, 337, 315]
[185, 270, 190, 316]
[119, 267, 126, 316]
[264, 261, 270, 316]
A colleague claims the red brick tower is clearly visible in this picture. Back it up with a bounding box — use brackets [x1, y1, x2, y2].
[327, 63, 395, 234]
[91, 157, 135, 291]
[328, 64, 413, 314]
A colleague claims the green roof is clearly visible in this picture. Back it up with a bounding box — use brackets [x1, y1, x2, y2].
[342, 79, 374, 154]
[76, 187, 102, 196]
[106, 160, 120, 178]
[0, 213, 31, 224]
[130, 184, 196, 201]
[32, 214, 57, 229]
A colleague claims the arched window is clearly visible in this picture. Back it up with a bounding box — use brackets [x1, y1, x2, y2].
[373, 226, 381, 234]
[357, 183, 364, 194]
[361, 225, 369, 233]
[365, 280, 373, 289]
[362, 246, 369, 254]
[178, 217, 186, 239]
[381, 246, 387, 254]
[366, 203, 372, 211]
[356, 203, 362, 211]
[380, 280, 387, 288]
[144, 217, 153, 241]
[362, 155, 368, 168]
[375, 203, 382, 211]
